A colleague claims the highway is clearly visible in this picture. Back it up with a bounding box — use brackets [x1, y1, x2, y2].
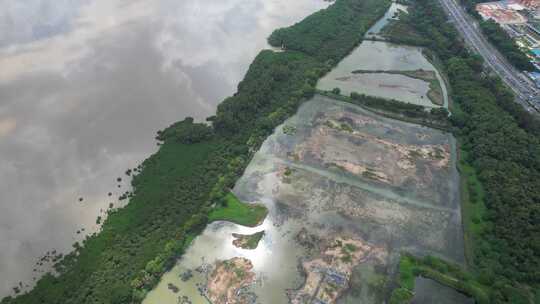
[438, 0, 540, 113]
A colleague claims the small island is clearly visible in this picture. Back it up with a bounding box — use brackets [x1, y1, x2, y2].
[232, 231, 265, 250]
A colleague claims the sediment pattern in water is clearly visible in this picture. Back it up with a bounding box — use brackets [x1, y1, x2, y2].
[144, 95, 463, 304]
[317, 41, 449, 108]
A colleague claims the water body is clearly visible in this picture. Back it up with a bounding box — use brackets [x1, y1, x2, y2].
[412, 277, 474, 304]
[0, 0, 330, 297]
[143, 209, 307, 304]
[326, 72, 434, 106]
[365, 2, 408, 39]
[317, 41, 449, 108]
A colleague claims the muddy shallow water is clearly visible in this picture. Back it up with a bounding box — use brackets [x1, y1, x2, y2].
[412, 277, 474, 304]
[365, 2, 408, 39]
[317, 41, 449, 108]
[144, 95, 463, 304]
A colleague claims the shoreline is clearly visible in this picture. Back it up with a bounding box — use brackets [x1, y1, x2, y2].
[1, 1, 392, 303]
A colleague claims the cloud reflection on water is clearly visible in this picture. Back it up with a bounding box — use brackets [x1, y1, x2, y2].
[0, 0, 328, 296]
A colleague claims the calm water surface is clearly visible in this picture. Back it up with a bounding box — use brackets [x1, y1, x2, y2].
[317, 41, 449, 108]
[318, 5, 449, 109]
[0, 0, 329, 296]
[412, 277, 475, 304]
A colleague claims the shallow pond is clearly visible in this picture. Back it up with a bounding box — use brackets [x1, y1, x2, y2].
[412, 277, 475, 304]
[317, 41, 449, 108]
[143, 206, 308, 304]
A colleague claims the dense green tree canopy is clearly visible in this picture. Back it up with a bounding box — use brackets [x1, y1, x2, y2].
[267, 0, 389, 62]
[479, 20, 535, 71]
[401, 0, 540, 301]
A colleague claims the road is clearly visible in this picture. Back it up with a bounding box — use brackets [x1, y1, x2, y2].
[438, 0, 540, 113]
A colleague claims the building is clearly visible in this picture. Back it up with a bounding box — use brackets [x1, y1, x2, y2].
[477, 1, 528, 24]
[516, 0, 540, 10]
[526, 71, 540, 86]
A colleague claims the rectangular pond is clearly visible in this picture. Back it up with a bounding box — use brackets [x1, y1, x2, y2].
[317, 41, 449, 108]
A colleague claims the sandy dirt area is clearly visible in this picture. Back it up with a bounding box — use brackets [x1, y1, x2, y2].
[207, 257, 256, 304]
[290, 233, 387, 304]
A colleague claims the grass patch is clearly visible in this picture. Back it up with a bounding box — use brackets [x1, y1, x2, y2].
[398, 254, 416, 291]
[283, 125, 297, 135]
[390, 253, 491, 304]
[340, 254, 353, 263]
[380, 18, 430, 46]
[209, 193, 268, 227]
[232, 231, 265, 250]
[344, 243, 357, 252]
[245, 231, 265, 249]
[362, 170, 379, 180]
[457, 144, 489, 269]
[284, 167, 293, 176]
[389, 287, 414, 304]
[317, 91, 450, 131]
[426, 79, 444, 106]
[324, 120, 354, 133]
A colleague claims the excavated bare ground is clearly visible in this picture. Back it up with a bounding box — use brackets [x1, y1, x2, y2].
[231, 95, 463, 302]
[207, 257, 256, 304]
[289, 233, 387, 304]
